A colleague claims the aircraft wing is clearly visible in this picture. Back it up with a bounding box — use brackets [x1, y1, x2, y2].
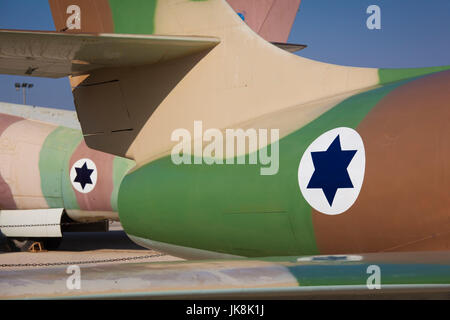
[0, 30, 220, 78]
[1, 251, 449, 299]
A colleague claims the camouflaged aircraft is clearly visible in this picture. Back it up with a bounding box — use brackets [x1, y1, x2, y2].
[0, 0, 449, 298]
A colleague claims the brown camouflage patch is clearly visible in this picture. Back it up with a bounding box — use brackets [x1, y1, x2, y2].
[313, 70, 450, 253]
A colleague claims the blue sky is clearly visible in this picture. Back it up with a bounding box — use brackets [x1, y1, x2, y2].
[290, 0, 450, 68]
[1, 0, 450, 110]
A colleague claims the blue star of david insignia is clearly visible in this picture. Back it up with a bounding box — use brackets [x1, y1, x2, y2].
[73, 162, 94, 190]
[307, 135, 357, 206]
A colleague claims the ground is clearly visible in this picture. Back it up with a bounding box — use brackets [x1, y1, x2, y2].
[0, 221, 182, 271]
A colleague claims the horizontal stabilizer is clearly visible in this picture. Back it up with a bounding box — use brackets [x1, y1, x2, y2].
[0, 30, 220, 78]
[271, 42, 307, 53]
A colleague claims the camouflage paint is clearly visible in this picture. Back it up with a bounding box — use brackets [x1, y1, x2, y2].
[2, 251, 450, 299]
[313, 70, 450, 253]
[0, 114, 134, 218]
[45, 0, 450, 256]
[35, 0, 450, 257]
[108, 0, 157, 34]
[378, 65, 450, 85]
[0, 114, 24, 209]
[118, 78, 408, 257]
[48, 0, 114, 33]
[49, 0, 302, 45]
[111, 157, 135, 212]
[39, 126, 82, 208]
[226, 0, 302, 43]
[2, 119, 56, 209]
[288, 263, 450, 287]
[68, 140, 115, 211]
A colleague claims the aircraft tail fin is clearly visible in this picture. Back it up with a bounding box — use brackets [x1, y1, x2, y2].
[226, 0, 302, 43]
[48, 0, 302, 41]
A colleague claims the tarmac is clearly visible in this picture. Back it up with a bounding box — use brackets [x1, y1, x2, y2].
[0, 222, 182, 271]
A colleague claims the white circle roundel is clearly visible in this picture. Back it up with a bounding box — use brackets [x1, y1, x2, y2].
[70, 158, 98, 194]
[297, 127, 365, 215]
